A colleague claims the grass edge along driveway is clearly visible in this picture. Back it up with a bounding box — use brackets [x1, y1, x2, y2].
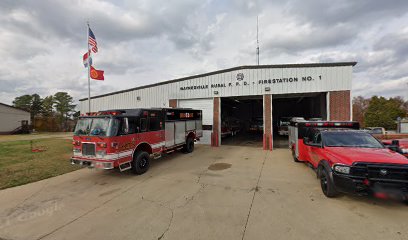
[0, 138, 80, 190]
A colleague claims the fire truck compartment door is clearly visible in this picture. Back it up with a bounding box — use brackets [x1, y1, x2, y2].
[175, 121, 187, 144]
[165, 122, 175, 147]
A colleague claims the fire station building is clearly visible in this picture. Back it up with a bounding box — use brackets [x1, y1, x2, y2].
[79, 62, 356, 150]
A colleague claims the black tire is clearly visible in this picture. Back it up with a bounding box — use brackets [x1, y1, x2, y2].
[183, 137, 194, 153]
[319, 166, 338, 198]
[292, 149, 300, 162]
[132, 151, 150, 175]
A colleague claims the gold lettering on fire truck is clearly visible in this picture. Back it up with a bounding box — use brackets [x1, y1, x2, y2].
[119, 142, 136, 151]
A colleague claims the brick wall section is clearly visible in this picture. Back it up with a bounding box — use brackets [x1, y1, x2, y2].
[212, 97, 220, 147]
[264, 94, 273, 151]
[169, 99, 177, 108]
[329, 90, 351, 121]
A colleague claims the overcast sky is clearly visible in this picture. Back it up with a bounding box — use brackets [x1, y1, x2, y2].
[1, 0, 408, 105]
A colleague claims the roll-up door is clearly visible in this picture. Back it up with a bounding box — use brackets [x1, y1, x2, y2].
[178, 98, 213, 144]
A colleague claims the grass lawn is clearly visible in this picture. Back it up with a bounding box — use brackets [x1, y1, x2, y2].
[0, 138, 80, 190]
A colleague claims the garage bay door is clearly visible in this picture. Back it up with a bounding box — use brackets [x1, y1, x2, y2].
[178, 98, 213, 144]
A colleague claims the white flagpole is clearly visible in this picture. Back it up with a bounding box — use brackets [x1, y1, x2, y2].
[87, 21, 91, 114]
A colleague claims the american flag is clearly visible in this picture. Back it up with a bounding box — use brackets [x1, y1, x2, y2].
[88, 27, 98, 53]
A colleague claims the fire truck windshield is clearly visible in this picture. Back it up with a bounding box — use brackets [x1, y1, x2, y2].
[323, 131, 384, 149]
[74, 117, 112, 136]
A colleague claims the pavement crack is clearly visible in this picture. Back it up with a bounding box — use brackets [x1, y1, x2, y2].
[35, 175, 154, 240]
[157, 208, 173, 240]
[241, 151, 267, 240]
[140, 197, 174, 240]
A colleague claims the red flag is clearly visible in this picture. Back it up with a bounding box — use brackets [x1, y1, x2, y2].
[90, 66, 104, 80]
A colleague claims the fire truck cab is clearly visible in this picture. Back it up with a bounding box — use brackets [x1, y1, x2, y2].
[71, 108, 202, 174]
[289, 118, 408, 201]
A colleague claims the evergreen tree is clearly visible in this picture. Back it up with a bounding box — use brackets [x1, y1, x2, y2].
[41, 95, 55, 117]
[365, 96, 406, 130]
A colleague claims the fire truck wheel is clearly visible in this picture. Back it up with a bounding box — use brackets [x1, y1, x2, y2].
[183, 137, 194, 153]
[319, 166, 338, 198]
[132, 151, 150, 175]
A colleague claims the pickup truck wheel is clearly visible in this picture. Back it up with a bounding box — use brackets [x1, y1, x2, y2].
[183, 137, 194, 153]
[132, 151, 150, 175]
[319, 167, 338, 198]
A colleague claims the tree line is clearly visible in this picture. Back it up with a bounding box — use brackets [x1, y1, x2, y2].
[353, 95, 408, 130]
[12, 92, 77, 131]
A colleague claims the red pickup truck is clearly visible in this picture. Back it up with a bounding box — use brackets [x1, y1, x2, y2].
[289, 119, 408, 201]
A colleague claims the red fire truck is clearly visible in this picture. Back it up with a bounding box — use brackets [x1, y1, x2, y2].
[289, 118, 408, 201]
[71, 108, 202, 174]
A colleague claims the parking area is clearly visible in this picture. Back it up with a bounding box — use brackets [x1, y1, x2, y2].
[0, 145, 407, 240]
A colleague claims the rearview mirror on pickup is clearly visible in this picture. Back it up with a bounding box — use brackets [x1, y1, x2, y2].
[392, 140, 400, 146]
[303, 137, 310, 144]
[386, 144, 399, 152]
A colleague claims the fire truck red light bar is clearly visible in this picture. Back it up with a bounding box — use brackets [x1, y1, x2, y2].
[303, 122, 358, 128]
[98, 111, 121, 116]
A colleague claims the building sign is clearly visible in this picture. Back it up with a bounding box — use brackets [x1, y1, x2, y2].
[179, 74, 322, 91]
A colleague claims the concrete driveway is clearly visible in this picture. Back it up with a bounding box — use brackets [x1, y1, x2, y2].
[0, 145, 407, 240]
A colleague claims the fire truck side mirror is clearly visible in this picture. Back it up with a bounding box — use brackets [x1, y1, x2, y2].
[303, 137, 310, 145]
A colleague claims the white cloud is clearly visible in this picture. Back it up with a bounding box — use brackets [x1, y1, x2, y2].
[0, 0, 408, 106]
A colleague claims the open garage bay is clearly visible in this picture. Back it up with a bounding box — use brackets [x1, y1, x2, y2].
[221, 96, 263, 148]
[273, 93, 327, 148]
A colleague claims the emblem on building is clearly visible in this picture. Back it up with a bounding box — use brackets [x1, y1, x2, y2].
[236, 73, 244, 81]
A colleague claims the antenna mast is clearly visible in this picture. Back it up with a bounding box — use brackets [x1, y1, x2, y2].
[256, 16, 260, 65]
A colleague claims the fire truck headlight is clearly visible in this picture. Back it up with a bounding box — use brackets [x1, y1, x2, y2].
[333, 165, 351, 174]
[401, 148, 408, 154]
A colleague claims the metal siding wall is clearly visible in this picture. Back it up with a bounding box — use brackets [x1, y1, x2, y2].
[0, 105, 30, 132]
[80, 66, 353, 112]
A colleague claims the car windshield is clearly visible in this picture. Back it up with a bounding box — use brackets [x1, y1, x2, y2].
[74, 117, 112, 136]
[323, 132, 384, 148]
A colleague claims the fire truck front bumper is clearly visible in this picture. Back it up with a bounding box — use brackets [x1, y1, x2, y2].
[71, 158, 115, 170]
